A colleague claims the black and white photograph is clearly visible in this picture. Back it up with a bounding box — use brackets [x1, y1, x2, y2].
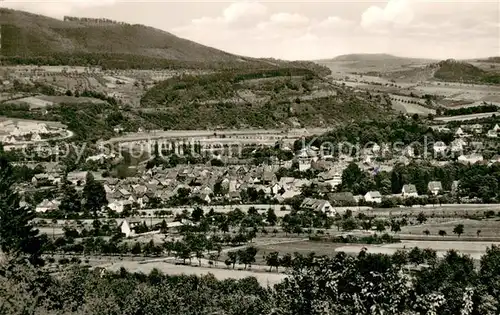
[0, 0, 499, 314]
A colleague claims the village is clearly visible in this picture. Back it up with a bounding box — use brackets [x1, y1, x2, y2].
[14, 117, 499, 240]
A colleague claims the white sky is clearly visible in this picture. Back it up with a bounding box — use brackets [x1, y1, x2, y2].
[1, 0, 499, 60]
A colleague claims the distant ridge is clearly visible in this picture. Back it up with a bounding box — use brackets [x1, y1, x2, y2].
[330, 53, 403, 61]
[317, 53, 437, 63]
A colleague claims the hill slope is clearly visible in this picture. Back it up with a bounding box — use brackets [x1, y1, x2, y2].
[138, 68, 393, 130]
[0, 9, 265, 69]
[434, 59, 500, 84]
[328, 53, 404, 62]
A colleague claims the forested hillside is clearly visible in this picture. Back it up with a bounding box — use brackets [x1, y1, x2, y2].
[139, 68, 392, 129]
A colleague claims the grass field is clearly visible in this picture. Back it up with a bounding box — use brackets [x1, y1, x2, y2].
[105, 260, 286, 286]
[335, 240, 500, 260]
[400, 219, 500, 238]
[217, 240, 344, 266]
[371, 204, 500, 218]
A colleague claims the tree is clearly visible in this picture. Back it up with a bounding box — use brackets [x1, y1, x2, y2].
[417, 212, 427, 224]
[408, 247, 425, 266]
[374, 220, 386, 233]
[131, 242, 142, 255]
[477, 229, 482, 237]
[239, 246, 258, 270]
[227, 251, 238, 269]
[439, 230, 447, 237]
[59, 180, 82, 213]
[390, 221, 401, 233]
[341, 218, 358, 231]
[265, 251, 280, 272]
[392, 249, 408, 266]
[423, 229, 430, 236]
[279, 253, 292, 269]
[83, 172, 107, 218]
[453, 224, 464, 237]
[266, 208, 278, 226]
[0, 157, 44, 265]
[191, 207, 204, 222]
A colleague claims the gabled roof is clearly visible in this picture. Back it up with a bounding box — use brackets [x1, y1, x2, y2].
[428, 181, 443, 191]
[365, 191, 382, 198]
[402, 184, 417, 193]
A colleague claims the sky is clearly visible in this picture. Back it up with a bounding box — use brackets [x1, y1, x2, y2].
[1, 0, 499, 60]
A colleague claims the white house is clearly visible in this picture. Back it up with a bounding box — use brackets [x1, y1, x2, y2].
[298, 159, 312, 172]
[487, 129, 498, 138]
[108, 200, 132, 213]
[450, 139, 466, 153]
[401, 184, 418, 198]
[427, 181, 443, 195]
[433, 141, 447, 153]
[455, 127, 465, 138]
[30, 133, 42, 142]
[493, 124, 500, 132]
[458, 154, 483, 165]
[300, 198, 334, 216]
[36, 199, 61, 213]
[280, 189, 301, 200]
[364, 191, 382, 203]
[119, 219, 134, 237]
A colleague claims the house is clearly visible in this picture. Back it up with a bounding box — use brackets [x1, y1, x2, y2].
[32, 173, 49, 186]
[458, 154, 483, 165]
[300, 198, 334, 215]
[469, 124, 483, 134]
[67, 171, 88, 186]
[455, 127, 465, 138]
[487, 129, 498, 138]
[36, 199, 61, 213]
[271, 183, 282, 195]
[118, 218, 144, 237]
[364, 191, 382, 203]
[450, 139, 466, 153]
[427, 181, 443, 195]
[31, 133, 41, 142]
[108, 200, 132, 213]
[318, 169, 342, 188]
[298, 159, 312, 172]
[433, 142, 447, 153]
[493, 124, 500, 132]
[227, 191, 241, 202]
[280, 189, 301, 200]
[401, 184, 418, 198]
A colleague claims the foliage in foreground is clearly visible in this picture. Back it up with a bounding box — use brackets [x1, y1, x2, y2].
[2, 246, 500, 315]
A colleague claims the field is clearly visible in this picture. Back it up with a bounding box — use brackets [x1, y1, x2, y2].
[400, 218, 500, 238]
[370, 204, 500, 217]
[104, 260, 286, 286]
[391, 99, 435, 115]
[257, 240, 344, 259]
[335, 240, 500, 260]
